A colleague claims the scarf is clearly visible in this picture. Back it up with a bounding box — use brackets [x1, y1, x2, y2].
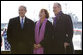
[33, 18, 47, 54]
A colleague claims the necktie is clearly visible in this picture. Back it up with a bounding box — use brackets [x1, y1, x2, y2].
[21, 18, 24, 29]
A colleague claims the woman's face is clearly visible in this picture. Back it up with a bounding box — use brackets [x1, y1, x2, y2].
[39, 10, 46, 20]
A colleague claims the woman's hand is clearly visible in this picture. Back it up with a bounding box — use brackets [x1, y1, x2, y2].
[34, 44, 41, 49]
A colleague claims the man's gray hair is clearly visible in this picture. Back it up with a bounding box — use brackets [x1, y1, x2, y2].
[19, 5, 27, 11]
[57, 3, 61, 8]
[54, 3, 62, 10]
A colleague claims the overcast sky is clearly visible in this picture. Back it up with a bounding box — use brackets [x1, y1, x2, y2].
[1, 1, 82, 23]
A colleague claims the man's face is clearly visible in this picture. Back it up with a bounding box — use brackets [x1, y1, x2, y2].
[53, 3, 60, 15]
[19, 6, 26, 17]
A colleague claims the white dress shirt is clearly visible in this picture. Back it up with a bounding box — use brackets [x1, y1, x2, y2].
[20, 16, 25, 24]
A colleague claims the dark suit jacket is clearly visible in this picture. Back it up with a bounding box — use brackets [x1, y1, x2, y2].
[53, 12, 74, 54]
[7, 16, 34, 54]
[35, 20, 53, 54]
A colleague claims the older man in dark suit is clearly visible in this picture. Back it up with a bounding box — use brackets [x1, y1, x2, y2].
[7, 6, 34, 54]
[52, 3, 74, 54]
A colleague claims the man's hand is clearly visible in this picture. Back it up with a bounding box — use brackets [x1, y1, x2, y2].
[64, 42, 70, 49]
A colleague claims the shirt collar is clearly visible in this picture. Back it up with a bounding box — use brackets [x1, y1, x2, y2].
[20, 16, 25, 23]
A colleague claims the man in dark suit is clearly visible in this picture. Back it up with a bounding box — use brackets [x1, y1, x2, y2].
[7, 6, 34, 54]
[52, 3, 74, 54]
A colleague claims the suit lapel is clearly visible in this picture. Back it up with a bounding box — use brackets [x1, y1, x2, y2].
[17, 16, 22, 29]
[23, 17, 28, 29]
[56, 13, 63, 24]
[56, 16, 60, 24]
